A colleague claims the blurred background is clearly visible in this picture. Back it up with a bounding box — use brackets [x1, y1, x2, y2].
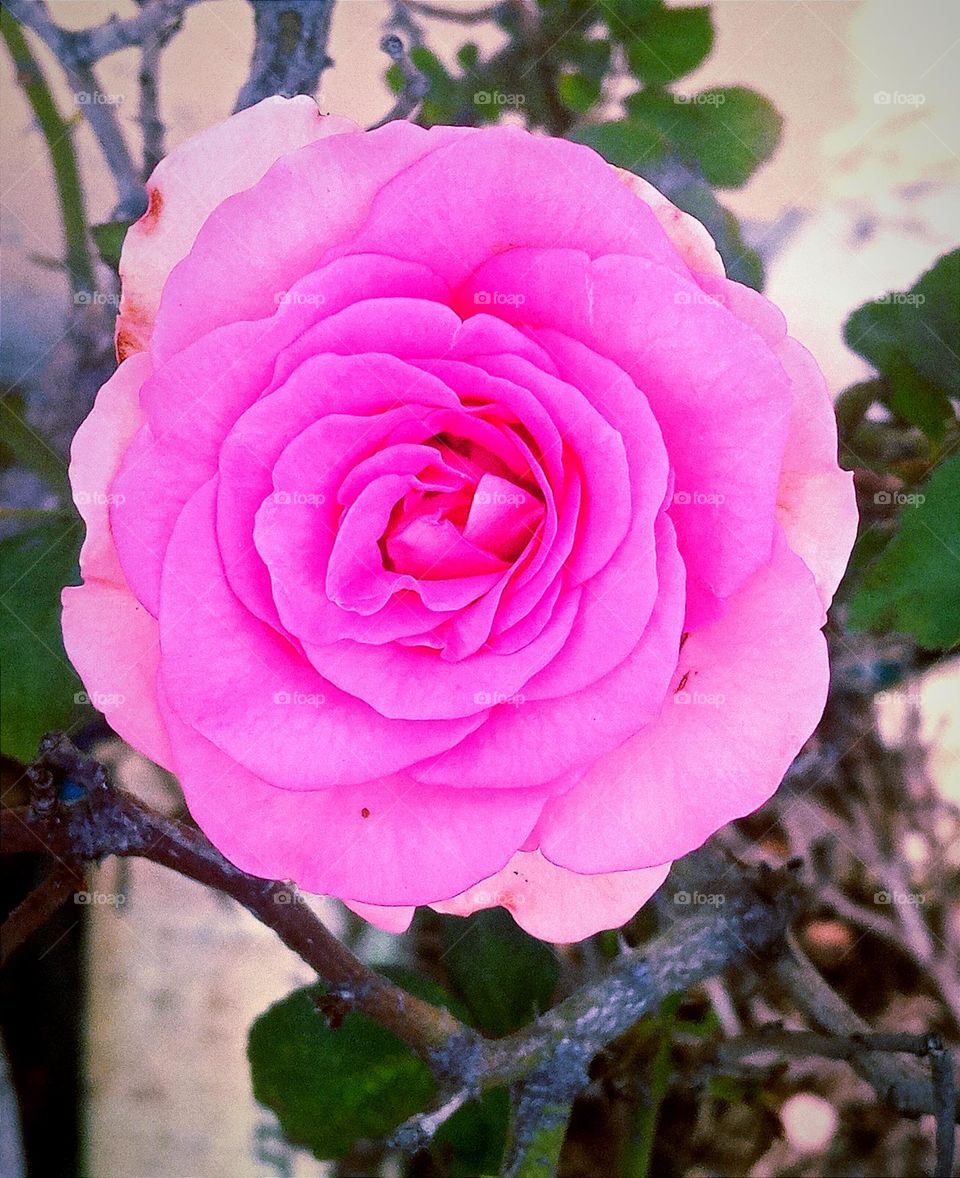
[1, 2, 958, 1176]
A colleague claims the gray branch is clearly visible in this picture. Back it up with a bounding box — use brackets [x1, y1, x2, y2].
[234, 0, 335, 112]
[4, 0, 200, 67]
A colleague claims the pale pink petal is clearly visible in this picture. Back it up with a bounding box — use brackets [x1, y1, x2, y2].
[432, 850, 672, 943]
[149, 120, 454, 362]
[117, 96, 357, 359]
[614, 166, 724, 279]
[62, 350, 173, 769]
[70, 352, 151, 587]
[774, 339, 857, 606]
[342, 901, 415, 934]
[61, 582, 172, 770]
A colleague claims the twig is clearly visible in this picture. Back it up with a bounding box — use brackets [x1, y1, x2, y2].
[136, 0, 177, 178]
[371, 34, 429, 129]
[0, 862, 85, 967]
[390, 1087, 472, 1153]
[1, 735, 467, 1062]
[234, 0, 335, 113]
[772, 931, 951, 1119]
[3, 736, 953, 1168]
[3, 0, 200, 67]
[480, 860, 799, 1086]
[5, 0, 146, 219]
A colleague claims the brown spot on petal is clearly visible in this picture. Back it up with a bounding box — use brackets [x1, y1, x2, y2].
[115, 323, 141, 363]
[360, 807, 370, 818]
[675, 671, 689, 694]
[679, 631, 690, 652]
[141, 185, 163, 233]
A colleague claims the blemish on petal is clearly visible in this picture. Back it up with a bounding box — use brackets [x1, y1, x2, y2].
[140, 185, 163, 233]
[115, 324, 141, 363]
[675, 671, 689, 694]
[360, 807, 371, 818]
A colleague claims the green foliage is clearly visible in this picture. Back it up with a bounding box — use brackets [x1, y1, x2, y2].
[0, 396, 71, 499]
[248, 982, 437, 1159]
[440, 907, 560, 1036]
[619, 4, 714, 87]
[627, 85, 782, 188]
[849, 455, 960, 651]
[567, 121, 764, 288]
[558, 70, 602, 114]
[844, 251, 960, 443]
[248, 968, 510, 1169]
[0, 521, 82, 760]
[91, 219, 133, 271]
[434, 1087, 511, 1177]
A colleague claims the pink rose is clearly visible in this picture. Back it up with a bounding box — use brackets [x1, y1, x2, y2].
[62, 97, 856, 942]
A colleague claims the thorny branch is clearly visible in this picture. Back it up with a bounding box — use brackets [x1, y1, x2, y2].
[2, 736, 955, 1176]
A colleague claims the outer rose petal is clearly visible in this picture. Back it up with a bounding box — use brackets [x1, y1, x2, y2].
[774, 339, 857, 606]
[157, 682, 552, 906]
[117, 96, 357, 358]
[614, 167, 724, 279]
[535, 532, 829, 874]
[62, 583, 172, 770]
[431, 851, 672, 944]
[70, 353, 151, 586]
[61, 352, 173, 768]
[634, 209, 856, 610]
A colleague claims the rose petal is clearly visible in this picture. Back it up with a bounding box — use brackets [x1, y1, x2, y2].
[158, 480, 482, 788]
[535, 531, 828, 873]
[432, 850, 672, 943]
[117, 96, 356, 358]
[160, 681, 552, 906]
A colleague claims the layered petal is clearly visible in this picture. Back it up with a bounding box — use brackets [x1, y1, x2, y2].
[117, 96, 357, 358]
[535, 532, 829, 873]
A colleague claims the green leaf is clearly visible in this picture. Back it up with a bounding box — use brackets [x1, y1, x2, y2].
[567, 117, 672, 173]
[457, 42, 480, 71]
[558, 71, 602, 113]
[682, 87, 782, 188]
[567, 121, 765, 288]
[848, 455, 960, 650]
[622, 5, 714, 87]
[91, 219, 133, 271]
[434, 1087, 510, 1177]
[248, 983, 436, 1160]
[0, 396, 71, 499]
[440, 908, 559, 1035]
[844, 251, 960, 442]
[625, 85, 782, 188]
[0, 521, 83, 760]
[562, 36, 612, 80]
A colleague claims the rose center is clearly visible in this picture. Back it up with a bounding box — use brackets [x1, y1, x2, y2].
[380, 436, 544, 580]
